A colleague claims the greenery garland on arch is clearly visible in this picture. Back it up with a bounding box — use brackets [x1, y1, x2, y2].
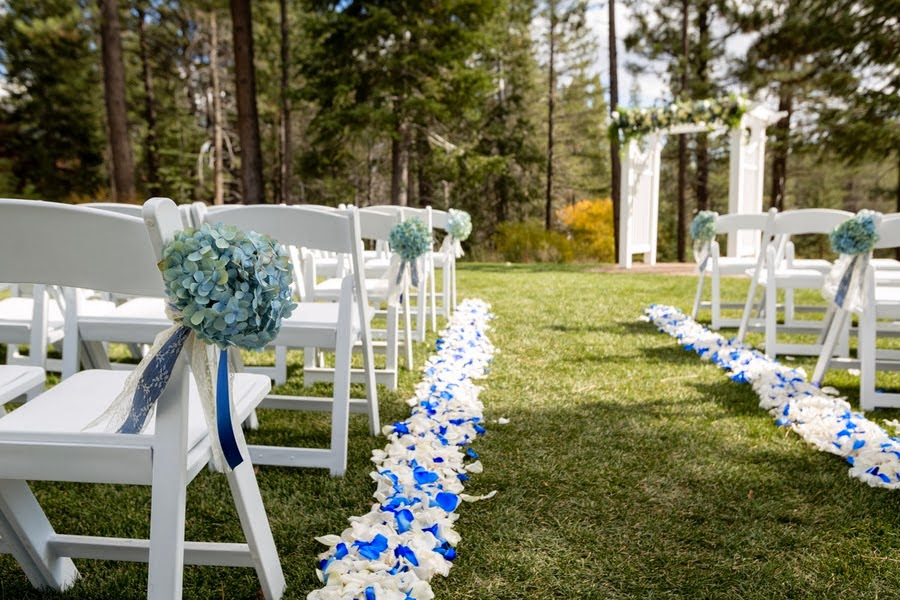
[609, 95, 748, 144]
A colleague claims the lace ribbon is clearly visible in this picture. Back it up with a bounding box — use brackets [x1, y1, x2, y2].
[85, 305, 244, 471]
[822, 253, 870, 314]
[692, 239, 711, 273]
[386, 254, 419, 307]
[440, 235, 464, 259]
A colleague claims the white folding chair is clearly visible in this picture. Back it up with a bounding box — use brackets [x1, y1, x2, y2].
[0, 198, 284, 599]
[194, 203, 378, 475]
[812, 215, 900, 407]
[430, 208, 457, 319]
[737, 208, 853, 357]
[691, 209, 776, 330]
[0, 365, 44, 413]
[361, 205, 437, 341]
[306, 208, 413, 390]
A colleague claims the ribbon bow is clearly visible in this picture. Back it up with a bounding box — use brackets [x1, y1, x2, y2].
[87, 304, 244, 471]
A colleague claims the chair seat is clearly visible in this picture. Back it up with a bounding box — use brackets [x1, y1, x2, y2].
[276, 302, 374, 348]
[789, 258, 833, 274]
[315, 278, 389, 302]
[428, 250, 452, 267]
[0, 366, 45, 405]
[0, 297, 115, 329]
[78, 297, 170, 344]
[749, 267, 825, 288]
[705, 256, 758, 274]
[0, 369, 269, 453]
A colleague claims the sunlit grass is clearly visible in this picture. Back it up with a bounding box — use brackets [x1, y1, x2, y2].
[3, 266, 900, 598]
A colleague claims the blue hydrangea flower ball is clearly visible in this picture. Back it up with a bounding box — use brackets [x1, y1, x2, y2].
[159, 222, 297, 351]
[389, 218, 432, 262]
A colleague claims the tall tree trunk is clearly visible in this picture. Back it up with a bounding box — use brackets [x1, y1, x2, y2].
[694, 1, 710, 211]
[545, 1, 557, 231]
[279, 0, 292, 204]
[136, 7, 159, 197]
[676, 0, 689, 262]
[609, 0, 621, 263]
[417, 129, 432, 206]
[210, 11, 225, 205]
[770, 87, 792, 211]
[230, 0, 265, 204]
[407, 133, 418, 208]
[390, 120, 409, 205]
[99, 0, 136, 202]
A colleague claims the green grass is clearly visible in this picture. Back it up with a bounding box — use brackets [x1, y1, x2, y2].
[4, 265, 900, 598]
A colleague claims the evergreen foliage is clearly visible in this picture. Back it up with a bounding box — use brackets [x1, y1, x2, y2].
[0, 0, 894, 259]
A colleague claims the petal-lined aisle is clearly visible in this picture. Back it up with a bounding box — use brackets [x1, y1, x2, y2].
[308, 299, 496, 599]
[644, 304, 900, 490]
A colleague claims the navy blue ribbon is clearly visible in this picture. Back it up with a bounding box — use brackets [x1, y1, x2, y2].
[395, 259, 420, 288]
[118, 325, 243, 470]
[119, 325, 191, 434]
[216, 349, 244, 469]
[833, 255, 859, 309]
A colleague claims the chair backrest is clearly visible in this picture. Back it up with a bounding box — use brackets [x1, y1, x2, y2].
[714, 209, 777, 258]
[431, 209, 449, 230]
[357, 207, 402, 242]
[875, 213, 900, 250]
[771, 208, 853, 236]
[0, 199, 163, 297]
[198, 204, 359, 257]
[715, 210, 774, 235]
[86, 200, 194, 228]
[82, 202, 143, 217]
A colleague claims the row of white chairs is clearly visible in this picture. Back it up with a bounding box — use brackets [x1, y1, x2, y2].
[0, 197, 465, 598]
[692, 207, 900, 411]
[692, 208, 900, 358]
[1, 202, 460, 386]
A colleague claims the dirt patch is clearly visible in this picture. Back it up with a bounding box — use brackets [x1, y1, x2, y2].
[591, 262, 698, 276]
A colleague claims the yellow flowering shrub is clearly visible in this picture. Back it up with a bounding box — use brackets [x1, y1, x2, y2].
[556, 198, 615, 263]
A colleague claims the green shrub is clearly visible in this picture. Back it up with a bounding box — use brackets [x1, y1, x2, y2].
[493, 219, 574, 263]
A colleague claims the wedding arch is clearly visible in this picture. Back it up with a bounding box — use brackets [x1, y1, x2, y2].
[610, 97, 785, 268]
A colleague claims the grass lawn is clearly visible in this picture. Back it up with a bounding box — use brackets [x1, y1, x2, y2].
[4, 265, 900, 598]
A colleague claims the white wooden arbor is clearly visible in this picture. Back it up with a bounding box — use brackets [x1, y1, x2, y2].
[618, 104, 784, 268]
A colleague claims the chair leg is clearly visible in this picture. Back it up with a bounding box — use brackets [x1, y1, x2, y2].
[415, 273, 427, 343]
[273, 346, 287, 386]
[450, 260, 457, 310]
[711, 271, 723, 330]
[0, 480, 79, 591]
[443, 264, 452, 318]
[385, 304, 399, 391]
[860, 307, 878, 411]
[811, 308, 850, 385]
[329, 321, 354, 477]
[224, 440, 286, 599]
[359, 321, 380, 436]
[402, 290, 413, 370]
[765, 282, 778, 358]
[691, 271, 705, 320]
[147, 361, 190, 600]
[428, 259, 437, 333]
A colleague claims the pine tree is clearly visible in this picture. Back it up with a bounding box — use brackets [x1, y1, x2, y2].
[0, 1, 105, 200]
[230, 0, 265, 203]
[99, 0, 137, 202]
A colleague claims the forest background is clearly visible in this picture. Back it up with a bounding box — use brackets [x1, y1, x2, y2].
[0, 0, 897, 263]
